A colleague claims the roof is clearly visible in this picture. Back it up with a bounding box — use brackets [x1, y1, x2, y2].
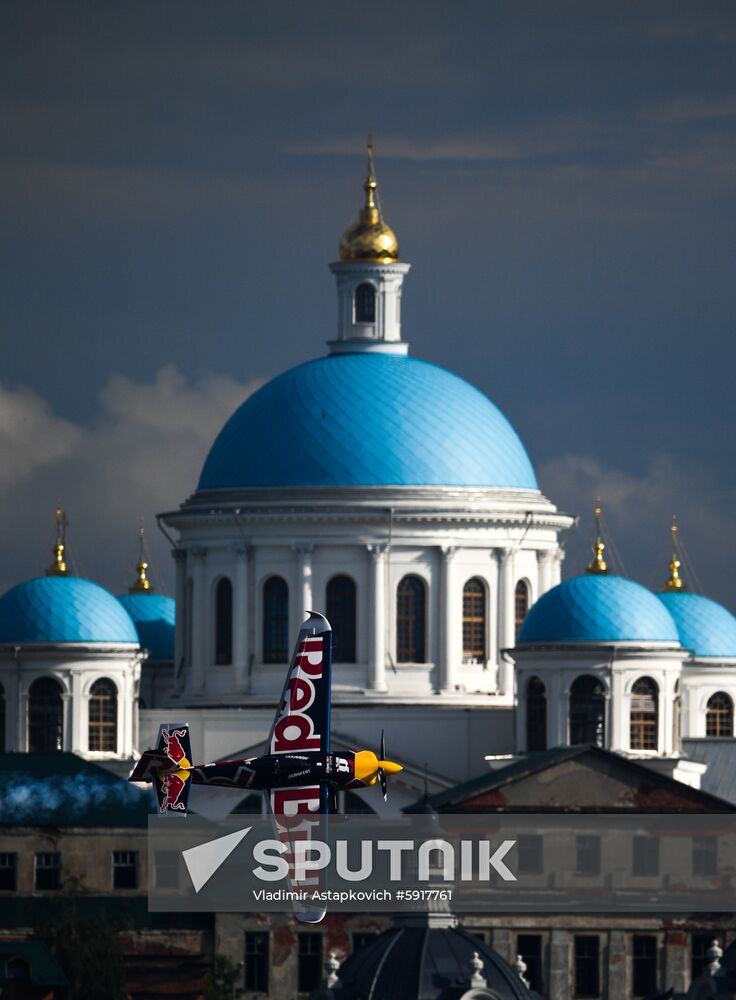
[0, 941, 67, 987]
[407, 744, 736, 813]
[0, 576, 139, 645]
[518, 574, 680, 645]
[198, 353, 538, 490]
[334, 922, 533, 1000]
[682, 739, 736, 805]
[117, 592, 175, 660]
[0, 753, 152, 827]
[659, 591, 736, 659]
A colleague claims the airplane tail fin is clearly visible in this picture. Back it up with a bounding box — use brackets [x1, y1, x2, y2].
[129, 723, 193, 816]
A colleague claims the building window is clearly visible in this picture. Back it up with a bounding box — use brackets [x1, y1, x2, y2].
[526, 677, 547, 751]
[569, 675, 606, 747]
[354, 283, 376, 323]
[244, 931, 269, 992]
[517, 835, 543, 876]
[28, 677, 63, 752]
[112, 850, 138, 889]
[154, 850, 180, 890]
[692, 836, 717, 877]
[0, 853, 17, 891]
[326, 575, 357, 663]
[691, 933, 715, 980]
[215, 577, 233, 665]
[263, 576, 289, 663]
[576, 836, 601, 877]
[0, 681, 5, 751]
[632, 935, 658, 997]
[6, 958, 30, 982]
[463, 578, 486, 660]
[517, 934, 544, 995]
[573, 935, 600, 998]
[514, 580, 529, 640]
[630, 677, 658, 751]
[706, 692, 733, 737]
[352, 932, 378, 954]
[35, 852, 61, 891]
[396, 575, 426, 663]
[88, 679, 117, 753]
[632, 836, 659, 876]
[297, 933, 322, 993]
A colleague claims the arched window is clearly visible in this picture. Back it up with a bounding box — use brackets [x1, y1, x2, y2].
[0, 681, 5, 752]
[527, 677, 547, 752]
[263, 576, 289, 663]
[569, 675, 606, 747]
[706, 692, 733, 737]
[396, 575, 426, 663]
[354, 283, 376, 323]
[88, 679, 117, 753]
[514, 581, 529, 640]
[28, 678, 63, 752]
[214, 577, 233, 665]
[630, 677, 659, 751]
[463, 578, 486, 661]
[326, 575, 357, 663]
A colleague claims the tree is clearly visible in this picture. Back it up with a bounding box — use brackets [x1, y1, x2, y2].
[204, 955, 244, 1000]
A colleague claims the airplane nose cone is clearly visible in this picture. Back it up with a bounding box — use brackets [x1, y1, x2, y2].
[378, 760, 403, 775]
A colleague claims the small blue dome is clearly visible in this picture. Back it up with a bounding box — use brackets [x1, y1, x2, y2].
[198, 353, 537, 490]
[659, 592, 736, 659]
[0, 576, 139, 645]
[117, 593, 176, 660]
[519, 574, 680, 645]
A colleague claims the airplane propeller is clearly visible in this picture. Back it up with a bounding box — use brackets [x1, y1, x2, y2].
[378, 729, 388, 801]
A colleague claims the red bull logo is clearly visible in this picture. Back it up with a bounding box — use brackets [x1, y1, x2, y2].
[162, 728, 188, 764]
[272, 637, 323, 754]
[159, 771, 187, 812]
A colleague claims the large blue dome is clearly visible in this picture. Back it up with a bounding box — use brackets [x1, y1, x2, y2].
[519, 574, 680, 645]
[0, 576, 139, 645]
[659, 592, 736, 659]
[198, 354, 537, 490]
[117, 593, 175, 660]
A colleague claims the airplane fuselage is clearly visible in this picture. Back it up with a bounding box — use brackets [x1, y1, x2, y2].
[186, 750, 362, 791]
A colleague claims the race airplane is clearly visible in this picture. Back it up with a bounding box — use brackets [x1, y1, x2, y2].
[130, 612, 403, 918]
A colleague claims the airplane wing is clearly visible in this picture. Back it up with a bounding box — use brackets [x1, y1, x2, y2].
[266, 611, 332, 922]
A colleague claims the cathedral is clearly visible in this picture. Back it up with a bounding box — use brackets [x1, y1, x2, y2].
[1, 146, 736, 998]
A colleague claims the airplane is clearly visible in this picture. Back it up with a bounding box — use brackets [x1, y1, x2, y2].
[130, 611, 403, 920]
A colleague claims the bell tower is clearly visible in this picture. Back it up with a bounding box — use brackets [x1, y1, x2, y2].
[328, 137, 411, 355]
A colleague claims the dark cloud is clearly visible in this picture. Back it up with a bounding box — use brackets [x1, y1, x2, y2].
[0, 2, 734, 610]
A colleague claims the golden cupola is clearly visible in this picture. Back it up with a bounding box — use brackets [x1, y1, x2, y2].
[662, 516, 685, 592]
[586, 501, 609, 575]
[339, 136, 399, 263]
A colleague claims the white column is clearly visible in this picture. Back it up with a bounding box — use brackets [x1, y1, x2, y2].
[537, 549, 554, 595]
[191, 546, 207, 694]
[172, 548, 186, 682]
[497, 547, 515, 695]
[610, 669, 626, 751]
[291, 544, 314, 640]
[439, 545, 458, 693]
[487, 550, 499, 691]
[232, 544, 251, 694]
[366, 544, 388, 692]
[551, 548, 564, 586]
[61, 689, 73, 752]
[70, 670, 84, 754]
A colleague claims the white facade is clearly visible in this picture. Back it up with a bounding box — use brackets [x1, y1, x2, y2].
[0, 642, 144, 759]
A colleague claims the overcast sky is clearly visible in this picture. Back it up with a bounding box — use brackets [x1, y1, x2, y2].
[1, 2, 734, 608]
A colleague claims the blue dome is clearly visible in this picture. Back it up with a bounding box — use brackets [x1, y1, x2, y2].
[519, 574, 680, 645]
[659, 592, 736, 659]
[0, 576, 139, 645]
[117, 593, 176, 660]
[198, 354, 537, 490]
